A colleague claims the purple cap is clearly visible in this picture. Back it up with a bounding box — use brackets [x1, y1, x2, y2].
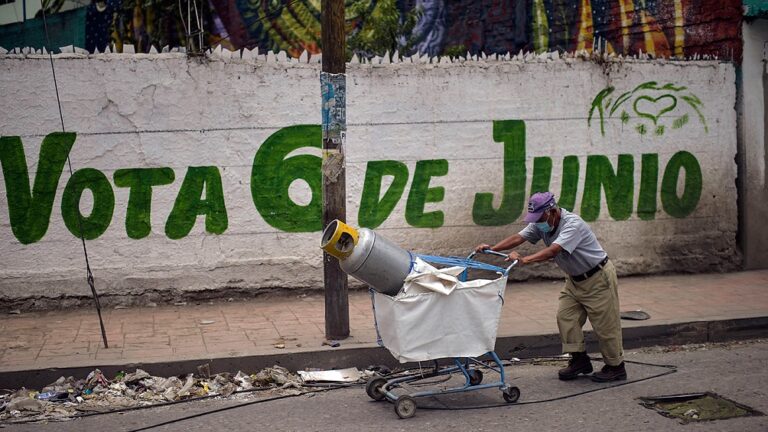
[524, 192, 556, 223]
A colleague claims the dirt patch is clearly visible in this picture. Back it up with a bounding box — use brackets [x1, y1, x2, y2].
[639, 392, 764, 424]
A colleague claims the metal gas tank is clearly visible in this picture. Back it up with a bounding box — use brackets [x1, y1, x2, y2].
[321, 220, 412, 296]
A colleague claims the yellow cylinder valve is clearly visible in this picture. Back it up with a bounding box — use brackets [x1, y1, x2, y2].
[320, 219, 359, 260]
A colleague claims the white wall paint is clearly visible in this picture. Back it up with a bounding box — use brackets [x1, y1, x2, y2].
[0, 53, 739, 301]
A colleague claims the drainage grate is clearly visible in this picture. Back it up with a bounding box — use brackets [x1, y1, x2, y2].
[639, 392, 764, 424]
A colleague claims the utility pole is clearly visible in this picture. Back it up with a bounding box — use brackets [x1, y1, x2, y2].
[321, 0, 349, 340]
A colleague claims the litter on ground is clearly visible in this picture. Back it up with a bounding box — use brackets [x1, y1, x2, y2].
[0, 365, 370, 424]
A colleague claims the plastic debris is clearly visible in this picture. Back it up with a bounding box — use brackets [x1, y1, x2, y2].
[298, 368, 362, 383]
[35, 392, 69, 402]
[121, 369, 151, 383]
[251, 366, 302, 389]
[233, 371, 253, 390]
[0, 364, 309, 424]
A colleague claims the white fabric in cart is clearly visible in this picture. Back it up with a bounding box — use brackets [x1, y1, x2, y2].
[373, 260, 507, 363]
[402, 257, 466, 295]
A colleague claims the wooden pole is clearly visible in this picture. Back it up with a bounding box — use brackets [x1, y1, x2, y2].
[321, 0, 349, 340]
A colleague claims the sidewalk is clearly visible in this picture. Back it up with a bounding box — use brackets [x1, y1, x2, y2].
[1, 270, 767, 388]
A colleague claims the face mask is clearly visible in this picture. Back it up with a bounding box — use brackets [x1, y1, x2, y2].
[535, 212, 553, 233]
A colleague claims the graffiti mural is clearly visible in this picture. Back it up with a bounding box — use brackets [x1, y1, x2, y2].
[588, 81, 708, 137]
[0, 120, 703, 244]
[0, 52, 740, 295]
[440, 0, 742, 60]
[211, 0, 742, 59]
[3, 0, 742, 60]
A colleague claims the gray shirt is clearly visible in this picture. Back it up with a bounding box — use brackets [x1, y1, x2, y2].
[518, 208, 608, 276]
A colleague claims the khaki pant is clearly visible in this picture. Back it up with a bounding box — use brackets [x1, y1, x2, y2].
[557, 260, 624, 366]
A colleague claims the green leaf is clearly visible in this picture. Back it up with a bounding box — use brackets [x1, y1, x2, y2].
[621, 111, 630, 124]
[672, 114, 689, 129]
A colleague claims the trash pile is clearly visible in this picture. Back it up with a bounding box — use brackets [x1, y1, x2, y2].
[0, 365, 317, 424]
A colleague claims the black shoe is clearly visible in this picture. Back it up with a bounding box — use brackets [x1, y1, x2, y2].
[558, 352, 593, 380]
[591, 362, 627, 382]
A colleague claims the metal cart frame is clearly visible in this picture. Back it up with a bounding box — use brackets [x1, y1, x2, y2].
[366, 250, 520, 419]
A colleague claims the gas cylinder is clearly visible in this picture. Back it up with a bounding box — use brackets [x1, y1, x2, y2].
[321, 220, 412, 296]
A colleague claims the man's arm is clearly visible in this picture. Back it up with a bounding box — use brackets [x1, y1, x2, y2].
[509, 243, 563, 264]
[492, 233, 528, 252]
[475, 233, 528, 253]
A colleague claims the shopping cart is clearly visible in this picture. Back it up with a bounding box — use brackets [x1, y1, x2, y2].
[365, 249, 520, 419]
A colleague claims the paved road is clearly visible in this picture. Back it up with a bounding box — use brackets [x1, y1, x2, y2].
[4, 340, 768, 431]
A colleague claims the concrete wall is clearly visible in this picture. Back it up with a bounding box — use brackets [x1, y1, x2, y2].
[739, 19, 768, 269]
[0, 53, 739, 302]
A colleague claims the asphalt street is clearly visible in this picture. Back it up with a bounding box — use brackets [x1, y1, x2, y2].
[4, 339, 767, 432]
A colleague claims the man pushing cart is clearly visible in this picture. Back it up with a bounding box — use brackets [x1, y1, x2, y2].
[320, 191, 626, 418]
[476, 191, 627, 383]
[321, 221, 522, 418]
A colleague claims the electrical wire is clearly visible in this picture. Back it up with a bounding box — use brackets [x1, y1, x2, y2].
[1, 385, 271, 425]
[416, 357, 678, 411]
[2, 356, 677, 428]
[357, 356, 677, 410]
[123, 357, 677, 429]
[39, 0, 109, 350]
[125, 385, 345, 432]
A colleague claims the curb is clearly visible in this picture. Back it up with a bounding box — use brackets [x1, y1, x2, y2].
[2, 316, 766, 390]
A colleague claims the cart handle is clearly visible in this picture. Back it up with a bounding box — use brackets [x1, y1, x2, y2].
[466, 249, 519, 274]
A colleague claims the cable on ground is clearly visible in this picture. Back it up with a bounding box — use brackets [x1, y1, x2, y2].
[53, 356, 677, 430]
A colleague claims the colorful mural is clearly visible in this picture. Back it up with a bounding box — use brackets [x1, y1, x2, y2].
[210, 0, 744, 60]
[1, 0, 743, 61]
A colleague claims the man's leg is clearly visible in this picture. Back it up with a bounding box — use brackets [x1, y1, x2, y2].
[578, 261, 626, 381]
[557, 279, 592, 380]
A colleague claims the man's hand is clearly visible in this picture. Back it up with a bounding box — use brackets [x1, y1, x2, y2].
[474, 243, 491, 253]
[507, 251, 524, 263]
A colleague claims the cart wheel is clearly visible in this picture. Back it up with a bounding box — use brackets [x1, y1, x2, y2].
[503, 386, 521, 403]
[394, 396, 417, 419]
[468, 369, 483, 386]
[365, 377, 387, 401]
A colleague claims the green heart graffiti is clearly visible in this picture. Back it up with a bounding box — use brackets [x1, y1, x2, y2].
[588, 81, 708, 137]
[633, 95, 677, 125]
